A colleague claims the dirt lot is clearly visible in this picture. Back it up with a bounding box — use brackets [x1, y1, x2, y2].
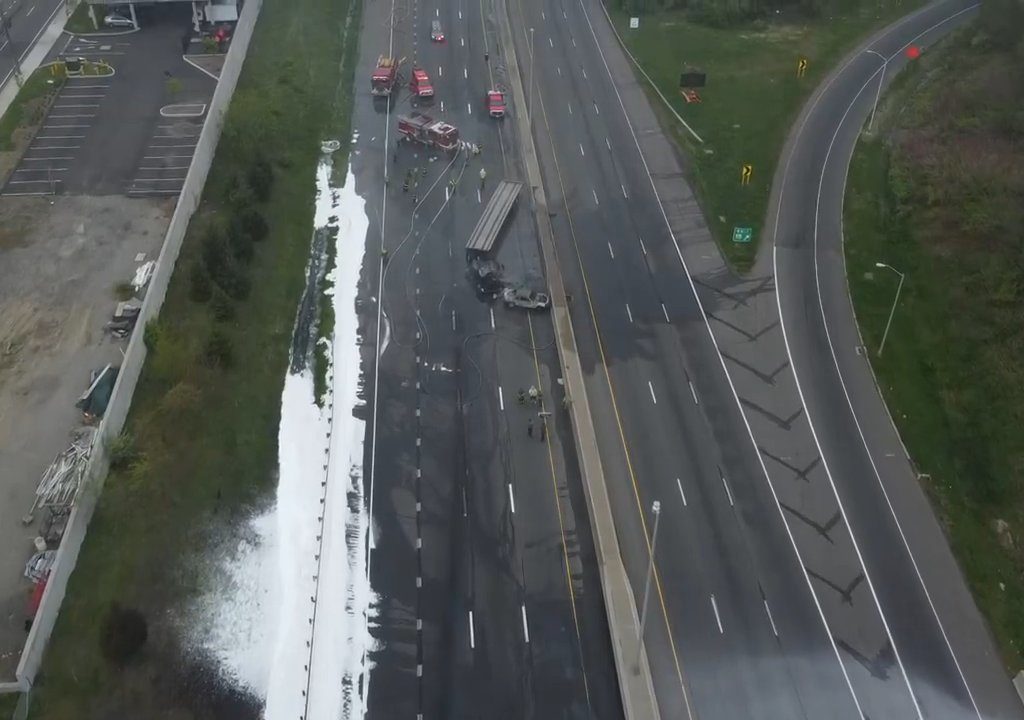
[0, 195, 173, 679]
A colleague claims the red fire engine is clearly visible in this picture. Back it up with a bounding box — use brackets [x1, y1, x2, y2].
[409, 67, 434, 98]
[397, 112, 459, 151]
[371, 56, 402, 96]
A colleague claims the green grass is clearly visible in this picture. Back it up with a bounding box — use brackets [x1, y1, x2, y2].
[0, 693, 19, 718]
[844, 31, 1024, 671]
[0, 70, 63, 151]
[25, 0, 360, 715]
[63, 2, 101, 34]
[613, 1, 925, 270]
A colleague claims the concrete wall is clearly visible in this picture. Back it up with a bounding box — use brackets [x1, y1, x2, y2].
[11, 0, 263, 690]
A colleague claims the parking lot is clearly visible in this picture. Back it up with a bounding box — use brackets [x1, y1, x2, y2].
[128, 112, 205, 196]
[4, 4, 214, 196]
[3, 77, 112, 196]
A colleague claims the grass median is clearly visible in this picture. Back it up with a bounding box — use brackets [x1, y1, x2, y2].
[24, 0, 360, 715]
[611, 1, 924, 270]
[844, 28, 1024, 670]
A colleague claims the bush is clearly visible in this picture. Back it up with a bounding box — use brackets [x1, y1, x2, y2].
[204, 327, 234, 368]
[210, 288, 236, 321]
[99, 604, 148, 666]
[248, 154, 274, 202]
[201, 223, 249, 299]
[227, 219, 254, 263]
[143, 320, 162, 354]
[108, 432, 137, 471]
[236, 207, 269, 243]
[188, 261, 212, 303]
[225, 171, 255, 209]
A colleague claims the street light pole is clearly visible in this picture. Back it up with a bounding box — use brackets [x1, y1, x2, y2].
[636, 500, 661, 670]
[866, 49, 887, 132]
[875, 262, 905, 357]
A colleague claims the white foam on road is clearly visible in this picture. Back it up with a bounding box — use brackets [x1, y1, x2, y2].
[183, 150, 376, 720]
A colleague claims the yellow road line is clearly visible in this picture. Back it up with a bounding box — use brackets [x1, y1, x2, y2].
[528, 31, 695, 719]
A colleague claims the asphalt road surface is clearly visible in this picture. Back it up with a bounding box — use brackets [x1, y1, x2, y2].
[0, 0, 64, 92]
[509, 0, 1024, 717]
[347, 0, 622, 716]
[770, 1, 1024, 718]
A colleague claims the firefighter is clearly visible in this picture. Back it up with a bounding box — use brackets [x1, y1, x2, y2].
[479, 167, 487, 189]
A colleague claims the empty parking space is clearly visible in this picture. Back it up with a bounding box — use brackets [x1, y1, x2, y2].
[128, 117, 204, 196]
[2, 78, 112, 196]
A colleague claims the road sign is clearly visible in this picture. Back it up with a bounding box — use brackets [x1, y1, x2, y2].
[797, 57, 808, 77]
[740, 164, 753, 185]
[629, 17, 639, 28]
[732, 227, 753, 244]
[679, 71, 706, 88]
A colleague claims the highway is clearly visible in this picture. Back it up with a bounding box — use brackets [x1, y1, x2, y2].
[507, 0, 1024, 717]
[0, 0, 64, 91]
[346, 0, 622, 715]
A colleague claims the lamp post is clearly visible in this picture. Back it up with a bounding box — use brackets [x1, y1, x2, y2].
[636, 500, 661, 669]
[875, 262, 904, 357]
[865, 49, 887, 132]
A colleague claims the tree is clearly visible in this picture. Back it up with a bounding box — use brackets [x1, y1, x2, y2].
[100, 604, 148, 666]
[248, 154, 274, 203]
[205, 327, 234, 368]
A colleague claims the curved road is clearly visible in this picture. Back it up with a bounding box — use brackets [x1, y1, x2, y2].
[770, 1, 1024, 718]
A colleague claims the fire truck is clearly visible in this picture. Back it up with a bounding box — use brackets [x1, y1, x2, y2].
[397, 112, 459, 151]
[409, 67, 434, 98]
[371, 56, 402, 96]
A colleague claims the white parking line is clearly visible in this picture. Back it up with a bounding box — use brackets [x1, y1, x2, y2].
[463, 67, 467, 79]
[64, 84, 109, 89]
[139, 165, 190, 171]
[143, 154, 194, 159]
[508, 483, 516, 514]
[648, 381, 657, 404]
[14, 167, 68, 172]
[131, 177, 187, 183]
[35, 135, 84, 139]
[43, 124, 88, 128]
[25, 5, 35, 17]
[53, 104, 99, 108]
[32, 145, 79, 149]
[676, 477, 687, 506]
[710, 595, 724, 633]
[150, 143, 197, 148]
[467, 102, 472, 114]
[48, 114, 95, 118]
[438, 66, 443, 77]
[21, 156, 73, 161]
[61, 94, 104, 98]
[8, 179, 59, 185]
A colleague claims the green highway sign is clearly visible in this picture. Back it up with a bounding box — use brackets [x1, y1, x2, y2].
[732, 226, 753, 244]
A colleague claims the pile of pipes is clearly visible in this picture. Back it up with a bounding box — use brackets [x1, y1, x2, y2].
[34, 428, 95, 512]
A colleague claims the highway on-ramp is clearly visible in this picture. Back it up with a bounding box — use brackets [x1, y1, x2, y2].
[770, 0, 1024, 718]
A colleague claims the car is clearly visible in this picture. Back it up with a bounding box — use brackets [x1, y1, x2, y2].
[103, 13, 134, 28]
[502, 286, 550, 310]
[487, 89, 506, 118]
[430, 20, 445, 42]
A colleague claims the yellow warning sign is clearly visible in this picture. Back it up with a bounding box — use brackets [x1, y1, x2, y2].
[741, 164, 753, 185]
[797, 57, 809, 77]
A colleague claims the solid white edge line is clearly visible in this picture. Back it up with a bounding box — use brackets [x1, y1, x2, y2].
[573, 0, 865, 714]
[789, 4, 983, 717]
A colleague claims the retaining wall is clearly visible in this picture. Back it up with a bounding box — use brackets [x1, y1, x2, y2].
[11, 0, 264, 689]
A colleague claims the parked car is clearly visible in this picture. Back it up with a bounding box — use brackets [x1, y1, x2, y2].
[103, 13, 134, 28]
[430, 20, 445, 42]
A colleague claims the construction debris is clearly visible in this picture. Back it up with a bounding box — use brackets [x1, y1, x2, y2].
[76, 364, 119, 421]
[132, 261, 155, 293]
[24, 550, 56, 583]
[33, 428, 95, 513]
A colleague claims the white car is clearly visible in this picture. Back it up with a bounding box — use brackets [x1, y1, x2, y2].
[104, 13, 134, 28]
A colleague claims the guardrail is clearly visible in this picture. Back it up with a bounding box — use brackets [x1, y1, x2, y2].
[9, 0, 264, 691]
